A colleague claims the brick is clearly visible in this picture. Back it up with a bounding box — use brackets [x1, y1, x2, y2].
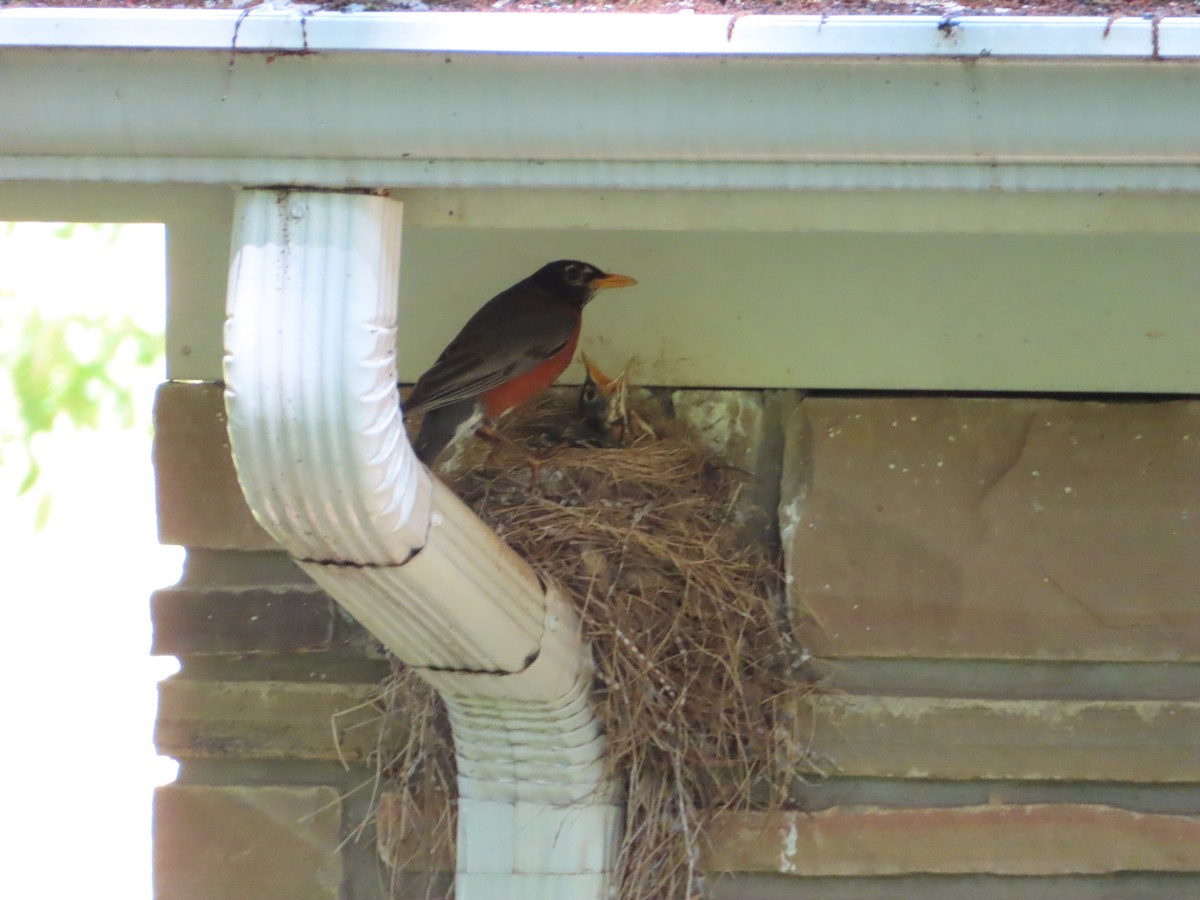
[701, 805, 1200, 876]
[803, 694, 1200, 782]
[707, 873, 1200, 900]
[154, 381, 276, 550]
[154, 784, 342, 900]
[156, 678, 387, 762]
[151, 584, 338, 656]
[782, 397, 1200, 661]
[780, 776, 1200, 817]
[811, 658, 1200, 702]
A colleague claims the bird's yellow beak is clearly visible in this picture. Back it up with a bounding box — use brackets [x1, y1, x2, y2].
[581, 352, 615, 389]
[589, 273, 638, 291]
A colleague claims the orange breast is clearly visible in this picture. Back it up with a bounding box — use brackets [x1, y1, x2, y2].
[482, 327, 580, 419]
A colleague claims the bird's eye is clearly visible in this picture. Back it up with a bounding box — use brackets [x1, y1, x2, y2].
[564, 264, 582, 284]
[581, 384, 596, 402]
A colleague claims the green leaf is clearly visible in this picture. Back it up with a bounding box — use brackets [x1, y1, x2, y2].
[1, 222, 166, 497]
[33, 492, 53, 532]
[17, 459, 40, 497]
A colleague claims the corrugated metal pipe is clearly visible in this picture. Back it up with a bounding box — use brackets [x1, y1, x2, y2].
[223, 189, 620, 899]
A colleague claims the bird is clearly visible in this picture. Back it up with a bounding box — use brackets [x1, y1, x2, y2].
[578, 353, 655, 446]
[405, 260, 638, 466]
[578, 352, 631, 444]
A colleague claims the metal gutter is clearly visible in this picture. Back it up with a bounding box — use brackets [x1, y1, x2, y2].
[7, 159, 1200, 194]
[223, 189, 619, 897]
[1, 9, 1198, 57]
[1, 10, 1199, 193]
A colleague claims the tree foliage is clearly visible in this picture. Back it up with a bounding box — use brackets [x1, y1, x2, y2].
[0, 222, 165, 504]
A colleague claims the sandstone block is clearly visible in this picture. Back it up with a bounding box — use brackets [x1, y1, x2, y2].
[703, 805, 1200, 876]
[782, 397, 1200, 660]
[151, 584, 337, 656]
[156, 678, 385, 762]
[154, 784, 342, 900]
[154, 381, 275, 551]
[802, 694, 1200, 782]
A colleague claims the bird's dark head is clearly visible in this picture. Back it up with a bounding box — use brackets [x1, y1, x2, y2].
[532, 259, 637, 308]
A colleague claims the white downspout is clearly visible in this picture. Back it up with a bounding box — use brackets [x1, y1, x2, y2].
[223, 189, 620, 898]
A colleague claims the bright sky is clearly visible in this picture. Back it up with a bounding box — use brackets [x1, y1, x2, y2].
[0, 223, 182, 900]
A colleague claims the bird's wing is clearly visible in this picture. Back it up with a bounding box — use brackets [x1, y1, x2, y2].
[404, 284, 579, 414]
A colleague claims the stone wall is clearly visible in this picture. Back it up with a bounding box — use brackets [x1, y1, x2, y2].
[151, 381, 1200, 898]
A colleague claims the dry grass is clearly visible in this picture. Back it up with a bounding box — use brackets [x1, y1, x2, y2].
[372, 391, 817, 899]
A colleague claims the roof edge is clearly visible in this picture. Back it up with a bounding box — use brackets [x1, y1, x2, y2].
[1, 8, 1199, 59]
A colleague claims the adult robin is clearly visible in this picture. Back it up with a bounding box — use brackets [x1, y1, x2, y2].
[405, 260, 638, 466]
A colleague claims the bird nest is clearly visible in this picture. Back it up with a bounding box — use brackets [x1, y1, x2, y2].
[367, 386, 817, 899]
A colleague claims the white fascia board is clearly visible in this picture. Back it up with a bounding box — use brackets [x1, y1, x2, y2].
[0, 9, 1197, 58]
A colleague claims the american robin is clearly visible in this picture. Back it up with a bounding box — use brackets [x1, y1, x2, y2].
[578, 352, 630, 443]
[578, 353, 654, 445]
[406, 260, 638, 466]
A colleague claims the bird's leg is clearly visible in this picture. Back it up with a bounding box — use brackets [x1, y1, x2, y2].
[475, 421, 508, 467]
[476, 420, 543, 488]
[525, 454, 544, 493]
[478, 420, 531, 455]
[476, 422, 501, 445]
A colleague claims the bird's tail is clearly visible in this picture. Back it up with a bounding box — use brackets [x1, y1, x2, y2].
[411, 400, 482, 467]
